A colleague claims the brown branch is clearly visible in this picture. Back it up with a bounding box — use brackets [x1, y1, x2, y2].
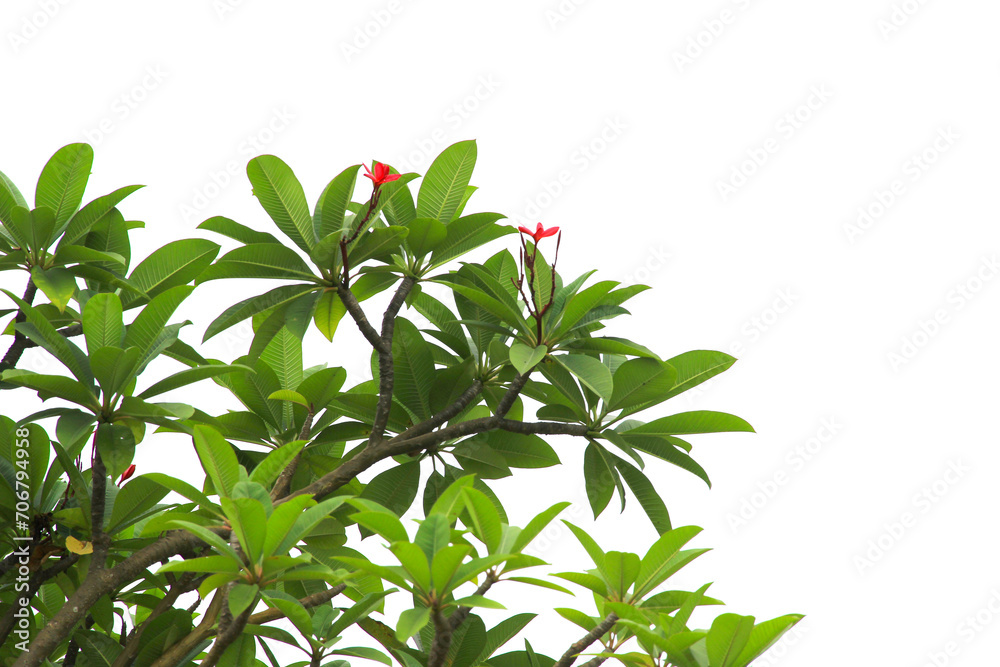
[87, 437, 109, 576]
[391, 379, 484, 443]
[369, 276, 416, 445]
[270, 409, 314, 501]
[427, 606, 453, 667]
[245, 584, 346, 626]
[337, 284, 387, 353]
[448, 570, 498, 631]
[147, 588, 226, 667]
[552, 614, 619, 667]
[0, 279, 36, 373]
[111, 573, 205, 667]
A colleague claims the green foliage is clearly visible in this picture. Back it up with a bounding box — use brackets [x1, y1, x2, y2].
[0, 142, 799, 667]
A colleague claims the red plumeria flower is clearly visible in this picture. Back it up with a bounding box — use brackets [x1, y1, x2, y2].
[117, 464, 136, 487]
[363, 161, 401, 187]
[517, 222, 560, 242]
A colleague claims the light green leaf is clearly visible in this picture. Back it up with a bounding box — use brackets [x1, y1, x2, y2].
[417, 140, 477, 224]
[35, 143, 93, 231]
[554, 354, 613, 401]
[247, 155, 315, 253]
[30, 266, 76, 313]
[193, 425, 240, 497]
[509, 342, 547, 375]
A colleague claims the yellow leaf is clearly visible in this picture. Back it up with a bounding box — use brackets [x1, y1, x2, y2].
[66, 536, 93, 555]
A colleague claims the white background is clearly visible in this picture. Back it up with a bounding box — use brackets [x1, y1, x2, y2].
[3, 1, 1000, 665]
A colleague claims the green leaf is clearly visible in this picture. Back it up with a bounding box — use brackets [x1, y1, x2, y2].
[314, 164, 361, 240]
[614, 456, 672, 534]
[396, 607, 431, 642]
[140, 472, 221, 515]
[96, 422, 136, 482]
[136, 364, 251, 400]
[35, 143, 93, 231]
[61, 184, 144, 245]
[392, 542, 432, 591]
[30, 266, 76, 313]
[706, 614, 755, 667]
[609, 359, 677, 412]
[417, 140, 477, 224]
[197, 215, 281, 245]
[267, 389, 309, 408]
[348, 226, 409, 266]
[452, 595, 505, 609]
[81, 293, 123, 354]
[475, 613, 537, 664]
[124, 239, 220, 307]
[203, 283, 317, 341]
[124, 285, 193, 357]
[359, 461, 421, 518]
[405, 217, 447, 257]
[249, 440, 305, 487]
[391, 318, 435, 421]
[633, 526, 703, 598]
[629, 411, 755, 436]
[461, 487, 502, 552]
[430, 544, 473, 593]
[193, 425, 240, 497]
[429, 212, 511, 268]
[222, 496, 268, 563]
[562, 521, 607, 575]
[554, 354, 613, 401]
[229, 583, 259, 617]
[512, 502, 570, 553]
[0, 370, 99, 410]
[91, 346, 140, 397]
[583, 441, 618, 518]
[734, 614, 804, 666]
[198, 243, 318, 283]
[452, 439, 512, 480]
[107, 475, 169, 534]
[313, 289, 346, 342]
[486, 430, 559, 470]
[3, 289, 92, 385]
[661, 350, 738, 401]
[554, 281, 618, 338]
[509, 343, 547, 375]
[351, 510, 408, 544]
[603, 551, 641, 597]
[247, 155, 315, 253]
[414, 513, 451, 562]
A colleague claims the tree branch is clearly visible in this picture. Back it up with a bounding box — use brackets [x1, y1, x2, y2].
[337, 284, 387, 353]
[0, 279, 37, 373]
[147, 588, 226, 667]
[448, 571, 498, 631]
[111, 573, 205, 667]
[87, 439, 109, 577]
[270, 408, 314, 501]
[369, 275, 416, 446]
[391, 379, 484, 443]
[552, 614, 619, 667]
[244, 584, 347, 626]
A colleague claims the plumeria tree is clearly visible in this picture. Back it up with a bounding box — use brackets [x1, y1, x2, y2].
[0, 141, 801, 667]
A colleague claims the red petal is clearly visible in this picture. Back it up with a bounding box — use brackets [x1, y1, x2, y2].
[538, 226, 560, 238]
[383, 173, 401, 182]
[518, 226, 533, 235]
[362, 163, 376, 182]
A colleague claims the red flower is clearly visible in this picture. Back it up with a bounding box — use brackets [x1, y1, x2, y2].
[117, 464, 136, 487]
[363, 161, 401, 187]
[517, 222, 560, 242]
